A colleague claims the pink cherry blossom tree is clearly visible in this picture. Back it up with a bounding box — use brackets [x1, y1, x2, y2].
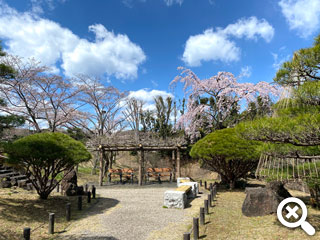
[171, 67, 281, 141]
[0, 55, 81, 132]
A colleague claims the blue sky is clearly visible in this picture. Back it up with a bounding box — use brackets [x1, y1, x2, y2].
[0, 0, 319, 105]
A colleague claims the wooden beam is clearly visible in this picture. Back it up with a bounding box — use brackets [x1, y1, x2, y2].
[91, 146, 187, 151]
[99, 149, 104, 186]
[172, 150, 176, 182]
[177, 148, 181, 178]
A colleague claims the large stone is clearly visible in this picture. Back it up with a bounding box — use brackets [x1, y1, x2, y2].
[242, 182, 292, 217]
[61, 169, 80, 196]
[164, 190, 187, 209]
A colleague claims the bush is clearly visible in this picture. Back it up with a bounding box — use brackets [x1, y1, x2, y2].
[5, 132, 91, 199]
[190, 128, 261, 189]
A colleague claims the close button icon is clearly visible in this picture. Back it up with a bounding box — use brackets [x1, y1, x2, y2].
[277, 197, 316, 236]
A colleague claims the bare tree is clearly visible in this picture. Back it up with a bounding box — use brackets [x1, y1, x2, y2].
[72, 75, 126, 186]
[122, 98, 144, 141]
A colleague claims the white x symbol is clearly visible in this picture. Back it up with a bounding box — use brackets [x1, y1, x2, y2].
[286, 205, 299, 219]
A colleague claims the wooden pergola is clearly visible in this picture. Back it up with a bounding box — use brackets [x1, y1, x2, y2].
[89, 131, 188, 186]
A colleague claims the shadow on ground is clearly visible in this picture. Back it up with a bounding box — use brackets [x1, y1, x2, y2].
[0, 195, 119, 224]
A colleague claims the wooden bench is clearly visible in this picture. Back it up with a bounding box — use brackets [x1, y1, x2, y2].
[108, 168, 135, 183]
[146, 168, 173, 183]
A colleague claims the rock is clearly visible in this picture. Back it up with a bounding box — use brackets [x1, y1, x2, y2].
[61, 169, 79, 196]
[266, 181, 292, 199]
[242, 182, 292, 217]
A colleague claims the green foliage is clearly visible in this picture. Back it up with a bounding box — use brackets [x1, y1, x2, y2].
[190, 128, 261, 161]
[5, 132, 91, 166]
[274, 34, 320, 86]
[236, 80, 320, 147]
[154, 96, 173, 139]
[66, 127, 88, 144]
[190, 128, 261, 189]
[0, 115, 25, 134]
[4, 132, 91, 199]
[0, 41, 15, 79]
[241, 96, 273, 121]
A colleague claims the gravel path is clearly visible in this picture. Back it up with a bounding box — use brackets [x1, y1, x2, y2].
[59, 183, 204, 240]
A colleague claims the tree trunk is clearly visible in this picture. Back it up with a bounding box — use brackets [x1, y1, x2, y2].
[39, 191, 49, 200]
[91, 152, 99, 175]
[229, 180, 235, 190]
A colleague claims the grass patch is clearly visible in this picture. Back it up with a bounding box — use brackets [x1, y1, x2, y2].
[0, 186, 98, 240]
[198, 182, 320, 239]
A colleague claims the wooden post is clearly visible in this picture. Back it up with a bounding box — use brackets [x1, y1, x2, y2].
[66, 203, 71, 221]
[108, 173, 111, 183]
[99, 147, 104, 186]
[78, 196, 82, 210]
[200, 180, 202, 187]
[87, 191, 91, 203]
[208, 194, 212, 207]
[183, 232, 190, 240]
[213, 185, 217, 197]
[23, 227, 31, 240]
[131, 172, 134, 184]
[204, 200, 209, 214]
[177, 147, 181, 178]
[139, 149, 144, 186]
[209, 183, 213, 190]
[200, 207, 205, 225]
[158, 173, 161, 184]
[56, 184, 59, 193]
[193, 217, 199, 240]
[48, 213, 54, 234]
[119, 172, 123, 184]
[172, 150, 176, 182]
[92, 185, 96, 199]
[204, 181, 207, 190]
[85, 184, 88, 193]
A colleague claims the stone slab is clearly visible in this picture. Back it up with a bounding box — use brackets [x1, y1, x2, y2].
[163, 190, 187, 209]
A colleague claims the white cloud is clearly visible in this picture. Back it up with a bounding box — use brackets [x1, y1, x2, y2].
[239, 66, 252, 78]
[119, 89, 174, 111]
[0, 2, 146, 79]
[222, 17, 274, 42]
[279, 0, 320, 38]
[182, 29, 240, 66]
[30, 0, 65, 15]
[128, 89, 173, 103]
[164, 0, 184, 6]
[182, 17, 274, 66]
